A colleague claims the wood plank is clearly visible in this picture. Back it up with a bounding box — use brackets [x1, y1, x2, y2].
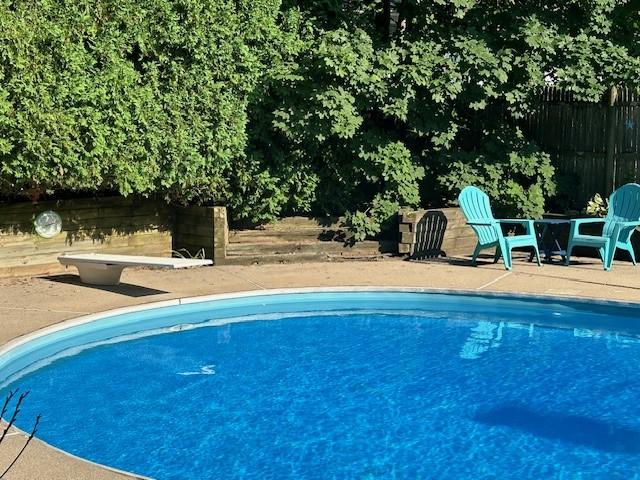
[226, 241, 383, 256]
[173, 232, 215, 244]
[227, 231, 344, 244]
[258, 216, 342, 227]
[174, 223, 215, 238]
[0, 199, 166, 217]
[0, 213, 171, 233]
[0, 196, 139, 214]
[0, 229, 170, 248]
[0, 232, 171, 259]
[0, 243, 172, 269]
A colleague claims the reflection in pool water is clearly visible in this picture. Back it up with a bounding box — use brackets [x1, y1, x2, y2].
[460, 320, 640, 360]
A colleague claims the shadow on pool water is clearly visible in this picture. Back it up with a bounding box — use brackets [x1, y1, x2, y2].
[474, 404, 640, 455]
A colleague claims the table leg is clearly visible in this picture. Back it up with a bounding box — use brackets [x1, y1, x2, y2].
[543, 224, 554, 261]
[547, 224, 568, 262]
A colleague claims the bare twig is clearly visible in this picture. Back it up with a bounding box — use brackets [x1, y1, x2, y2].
[0, 391, 28, 445]
[0, 414, 41, 479]
[0, 390, 17, 427]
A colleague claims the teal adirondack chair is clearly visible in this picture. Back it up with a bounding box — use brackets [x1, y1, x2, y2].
[565, 183, 640, 271]
[458, 186, 541, 270]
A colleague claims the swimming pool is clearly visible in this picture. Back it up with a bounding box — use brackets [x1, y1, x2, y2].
[1, 289, 640, 479]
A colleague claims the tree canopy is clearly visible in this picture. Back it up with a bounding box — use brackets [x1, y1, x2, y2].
[0, 0, 288, 202]
[1, 0, 638, 238]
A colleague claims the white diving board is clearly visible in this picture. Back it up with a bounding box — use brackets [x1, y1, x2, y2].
[58, 253, 213, 285]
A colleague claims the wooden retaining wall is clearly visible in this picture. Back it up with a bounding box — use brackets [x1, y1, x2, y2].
[0, 199, 397, 276]
[172, 206, 227, 264]
[226, 216, 394, 264]
[398, 207, 476, 258]
[0, 197, 172, 278]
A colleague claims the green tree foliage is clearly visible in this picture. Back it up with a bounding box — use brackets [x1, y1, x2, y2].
[1, 0, 638, 239]
[0, 0, 288, 203]
[244, 0, 639, 237]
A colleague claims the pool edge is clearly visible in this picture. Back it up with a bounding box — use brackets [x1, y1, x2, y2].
[4, 286, 640, 361]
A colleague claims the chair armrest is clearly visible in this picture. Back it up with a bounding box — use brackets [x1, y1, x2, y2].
[498, 219, 531, 225]
[604, 221, 640, 242]
[569, 217, 606, 236]
[466, 220, 495, 226]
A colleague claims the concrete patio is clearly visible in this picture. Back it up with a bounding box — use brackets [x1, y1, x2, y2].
[0, 254, 639, 479]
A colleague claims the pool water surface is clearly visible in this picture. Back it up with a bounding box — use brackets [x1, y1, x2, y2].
[5, 301, 640, 479]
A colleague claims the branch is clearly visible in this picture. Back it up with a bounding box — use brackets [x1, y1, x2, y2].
[0, 391, 17, 432]
[0, 391, 29, 446]
[0, 414, 41, 479]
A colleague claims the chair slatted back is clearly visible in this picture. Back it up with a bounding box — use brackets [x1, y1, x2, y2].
[604, 183, 640, 241]
[458, 186, 499, 245]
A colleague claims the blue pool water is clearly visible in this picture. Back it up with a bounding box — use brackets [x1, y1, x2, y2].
[3, 293, 640, 479]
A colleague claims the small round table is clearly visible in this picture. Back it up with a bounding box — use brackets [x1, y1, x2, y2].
[529, 218, 571, 263]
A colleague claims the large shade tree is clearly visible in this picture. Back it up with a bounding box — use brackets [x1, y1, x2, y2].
[0, 0, 638, 238]
[243, 0, 640, 237]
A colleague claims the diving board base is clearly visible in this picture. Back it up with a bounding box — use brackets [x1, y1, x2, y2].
[76, 263, 126, 286]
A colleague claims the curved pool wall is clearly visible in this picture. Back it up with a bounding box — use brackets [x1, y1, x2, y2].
[2, 287, 640, 388]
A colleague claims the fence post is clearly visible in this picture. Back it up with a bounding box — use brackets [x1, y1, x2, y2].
[604, 86, 618, 195]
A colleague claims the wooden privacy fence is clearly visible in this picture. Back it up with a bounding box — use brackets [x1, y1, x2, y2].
[525, 86, 640, 206]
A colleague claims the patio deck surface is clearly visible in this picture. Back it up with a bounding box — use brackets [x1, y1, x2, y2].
[0, 254, 639, 479]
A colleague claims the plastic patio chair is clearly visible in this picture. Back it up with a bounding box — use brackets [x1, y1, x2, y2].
[458, 186, 541, 271]
[565, 183, 640, 271]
